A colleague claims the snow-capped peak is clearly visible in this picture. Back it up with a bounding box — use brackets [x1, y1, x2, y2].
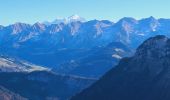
[65, 14, 85, 23]
[67, 14, 85, 21]
[68, 14, 81, 20]
[44, 15, 86, 25]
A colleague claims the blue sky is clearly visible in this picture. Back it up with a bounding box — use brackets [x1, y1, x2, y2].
[0, 0, 170, 25]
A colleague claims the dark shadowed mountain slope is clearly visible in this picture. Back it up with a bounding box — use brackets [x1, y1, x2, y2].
[71, 35, 170, 100]
[0, 71, 96, 100]
[0, 55, 96, 100]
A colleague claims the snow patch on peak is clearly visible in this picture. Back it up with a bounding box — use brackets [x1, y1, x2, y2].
[44, 15, 86, 25]
[65, 14, 86, 24]
[68, 14, 82, 20]
[114, 48, 124, 53]
[112, 54, 122, 59]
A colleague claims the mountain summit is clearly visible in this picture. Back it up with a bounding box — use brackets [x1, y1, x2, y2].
[67, 14, 86, 22]
[136, 35, 169, 58]
[44, 15, 86, 25]
[71, 35, 170, 100]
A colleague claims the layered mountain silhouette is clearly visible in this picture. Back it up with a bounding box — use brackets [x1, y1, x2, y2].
[1, 16, 170, 100]
[2, 16, 170, 78]
[0, 56, 95, 100]
[71, 35, 170, 100]
[0, 16, 166, 50]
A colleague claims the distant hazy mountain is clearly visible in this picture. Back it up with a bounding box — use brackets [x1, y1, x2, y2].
[1, 16, 170, 78]
[2, 16, 170, 51]
[71, 35, 170, 100]
[43, 15, 86, 25]
[1, 16, 165, 50]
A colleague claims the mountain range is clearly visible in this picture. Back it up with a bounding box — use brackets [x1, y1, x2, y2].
[1, 16, 170, 78]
